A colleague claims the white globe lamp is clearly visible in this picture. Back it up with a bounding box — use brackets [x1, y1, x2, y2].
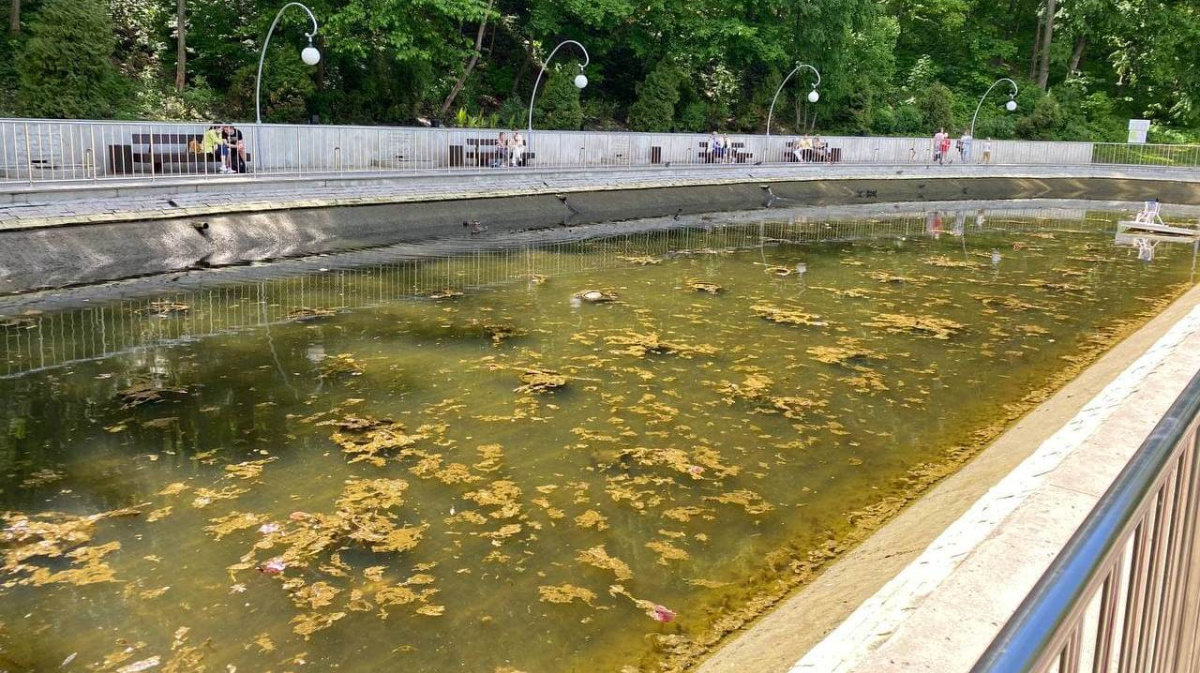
[574, 73, 589, 89]
[808, 89, 820, 104]
[301, 44, 321, 66]
[1006, 99, 1018, 112]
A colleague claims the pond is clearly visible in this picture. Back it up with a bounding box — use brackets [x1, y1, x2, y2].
[0, 206, 1194, 673]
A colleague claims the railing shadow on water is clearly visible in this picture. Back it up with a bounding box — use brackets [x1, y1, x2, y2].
[0, 205, 1128, 380]
[0, 117, 1174, 185]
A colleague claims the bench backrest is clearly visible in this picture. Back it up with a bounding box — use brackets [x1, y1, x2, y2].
[132, 133, 205, 145]
[467, 138, 501, 147]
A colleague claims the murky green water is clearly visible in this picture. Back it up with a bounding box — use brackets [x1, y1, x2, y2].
[0, 208, 1194, 673]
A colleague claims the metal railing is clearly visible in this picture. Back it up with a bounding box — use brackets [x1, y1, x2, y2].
[2, 117, 1186, 185]
[973, 369, 1200, 673]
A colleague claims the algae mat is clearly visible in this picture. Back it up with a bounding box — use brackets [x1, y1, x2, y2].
[0, 210, 1193, 672]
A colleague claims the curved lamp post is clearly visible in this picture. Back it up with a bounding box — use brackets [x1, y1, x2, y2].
[969, 78, 1019, 141]
[255, 2, 321, 124]
[527, 40, 590, 135]
[766, 63, 821, 137]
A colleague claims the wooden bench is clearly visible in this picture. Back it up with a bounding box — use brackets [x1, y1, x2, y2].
[108, 133, 251, 175]
[783, 141, 842, 164]
[698, 141, 754, 164]
[448, 137, 535, 168]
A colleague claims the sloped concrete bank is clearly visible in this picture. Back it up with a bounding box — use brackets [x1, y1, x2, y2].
[2, 173, 1199, 295]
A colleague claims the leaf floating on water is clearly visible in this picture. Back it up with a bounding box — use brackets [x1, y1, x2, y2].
[577, 545, 633, 581]
[157, 482, 189, 497]
[716, 373, 774, 402]
[223, 457, 278, 481]
[429, 289, 465, 301]
[604, 331, 717, 359]
[117, 381, 188, 409]
[473, 444, 504, 473]
[662, 506, 712, 523]
[645, 540, 690, 565]
[514, 369, 569, 395]
[807, 338, 884, 366]
[703, 489, 774, 515]
[291, 581, 341, 610]
[618, 255, 661, 266]
[922, 255, 980, 269]
[290, 611, 346, 639]
[751, 304, 827, 328]
[285, 307, 336, 322]
[686, 279, 723, 294]
[415, 604, 446, 617]
[326, 416, 424, 467]
[574, 510, 609, 531]
[863, 313, 965, 340]
[191, 486, 248, 509]
[320, 354, 365, 378]
[204, 512, 267, 541]
[538, 583, 597, 605]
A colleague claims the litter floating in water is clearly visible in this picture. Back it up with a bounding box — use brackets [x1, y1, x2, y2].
[258, 558, 287, 575]
[651, 605, 677, 623]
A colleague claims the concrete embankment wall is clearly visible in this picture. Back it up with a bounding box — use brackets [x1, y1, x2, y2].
[3, 174, 1200, 295]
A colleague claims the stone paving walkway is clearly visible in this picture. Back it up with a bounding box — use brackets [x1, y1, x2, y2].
[2, 163, 1197, 232]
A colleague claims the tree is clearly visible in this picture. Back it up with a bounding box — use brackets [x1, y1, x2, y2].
[918, 83, 957, 132]
[439, 0, 495, 118]
[9, 0, 17, 36]
[1036, 0, 1057, 90]
[627, 62, 681, 132]
[534, 68, 583, 130]
[17, 0, 121, 118]
[175, 0, 186, 91]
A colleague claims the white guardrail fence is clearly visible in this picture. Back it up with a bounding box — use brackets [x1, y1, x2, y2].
[0, 117, 1197, 184]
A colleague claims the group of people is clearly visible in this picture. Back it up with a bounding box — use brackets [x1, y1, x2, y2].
[708, 132, 739, 163]
[790, 134, 831, 162]
[932, 128, 993, 165]
[201, 124, 248, 174]
[495, 131, 527, 167]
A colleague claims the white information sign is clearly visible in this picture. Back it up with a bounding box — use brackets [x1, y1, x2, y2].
[1128, 119, 1151, 144]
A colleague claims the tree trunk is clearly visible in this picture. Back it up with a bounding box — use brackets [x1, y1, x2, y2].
[9, 0, 18, 35]
[174, 0, 186, 91]
[1037, 0, 1056, 90]
[1029, 10, 1043, 80]
[439, 0, 495, 117]
[1068, 34, 1087, 73]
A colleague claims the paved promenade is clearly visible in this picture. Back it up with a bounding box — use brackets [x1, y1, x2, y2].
[2, 162, 1199, 232]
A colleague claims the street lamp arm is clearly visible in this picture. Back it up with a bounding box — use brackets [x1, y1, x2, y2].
[767, 63, 821, 138]
[256, 2, 320, 124]
[527, 40, 591, 135]
[970, 77, 1018, 140]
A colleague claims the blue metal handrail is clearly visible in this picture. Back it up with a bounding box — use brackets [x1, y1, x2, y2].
[972, 369, 1200, 672]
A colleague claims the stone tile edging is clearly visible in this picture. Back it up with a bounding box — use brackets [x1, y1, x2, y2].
[790, 298, 1200, 673]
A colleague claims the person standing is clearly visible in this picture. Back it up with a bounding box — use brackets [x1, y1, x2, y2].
[933, 128, 946, 165]
[958, 130, 972, 163]
[939, 131, 952, 165]
[981, 138, 993, 164]
[723, 133, 734, 163]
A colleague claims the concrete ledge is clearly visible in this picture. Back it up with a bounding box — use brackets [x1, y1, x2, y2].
[785, 286, 1200, 672]
[4, 166, 1200, 296]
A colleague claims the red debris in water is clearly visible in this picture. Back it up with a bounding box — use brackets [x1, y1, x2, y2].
[258, 558, 286, 575]
[651, 605, 676, 623]
[289, 512, 309, 521]
[687, 465, 705, 477]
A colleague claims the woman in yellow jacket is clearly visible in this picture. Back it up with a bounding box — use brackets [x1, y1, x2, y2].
[202, 125, 231, 174]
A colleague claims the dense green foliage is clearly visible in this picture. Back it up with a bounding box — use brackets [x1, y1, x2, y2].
[2, 0, 1199, 140]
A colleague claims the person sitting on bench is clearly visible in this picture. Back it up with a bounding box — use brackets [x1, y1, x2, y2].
[510, 132, 526, 167]
[223, 124, 247, 173]
[203, 125, 231, 174]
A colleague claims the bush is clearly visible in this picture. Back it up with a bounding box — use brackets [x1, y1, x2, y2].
[892, 104, 923, 134]
[17, 0, 124, 118]
[917, 83, 956, 133]
[676, 101, 709, 133]
[1015, 94, 1065, 139]
[535, 68, 583, 130]
[227, 52, 317, 123]
[627, 62, 681, 132]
